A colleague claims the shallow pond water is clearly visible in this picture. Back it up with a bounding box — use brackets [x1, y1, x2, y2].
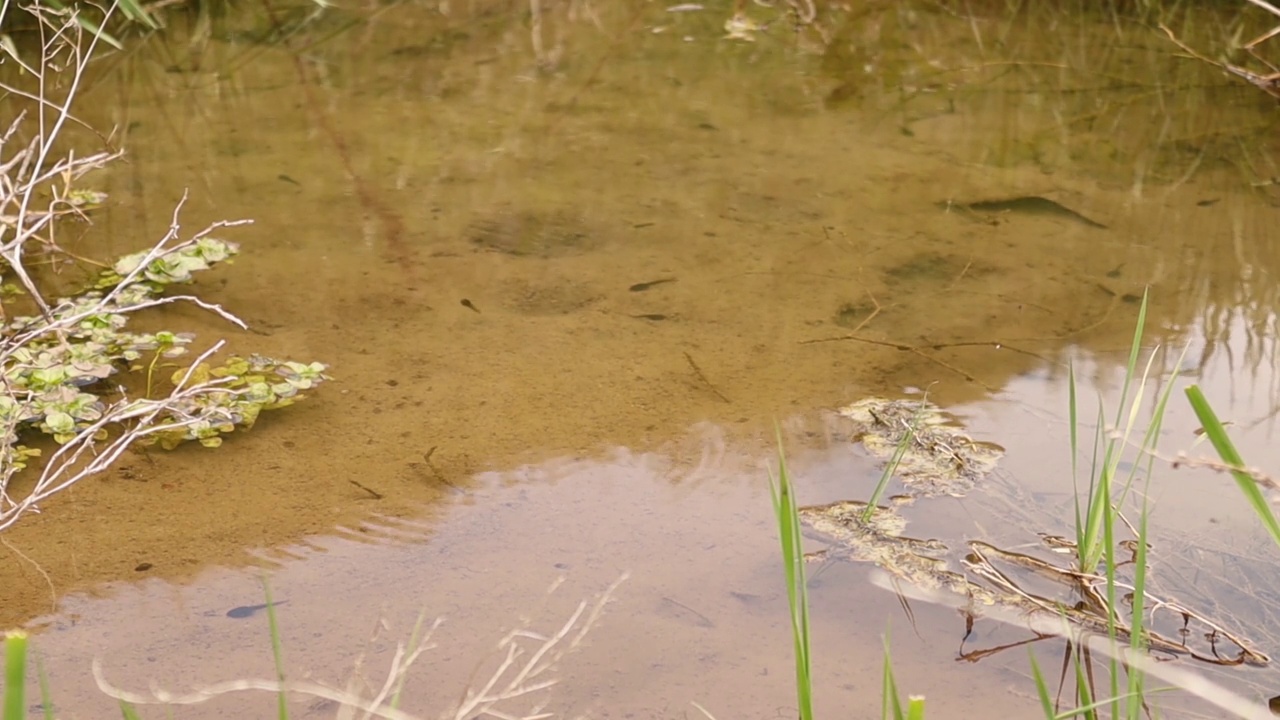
[4, 1, 1280, 717]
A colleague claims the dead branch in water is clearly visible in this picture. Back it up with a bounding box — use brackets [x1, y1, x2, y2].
[1158, 1, 1280, 101]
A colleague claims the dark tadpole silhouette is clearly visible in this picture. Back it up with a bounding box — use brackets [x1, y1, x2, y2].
[225, 600, 287, 619]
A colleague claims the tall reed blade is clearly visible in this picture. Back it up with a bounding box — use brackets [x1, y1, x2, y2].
[1073, 289, 1157, 574]
[3, 631, 27, 720]
[862, 397, 930, 523]
[1185, 385, 1280, 547]
[863, 423, 914, 523]
[768, 433, 814, 720]
[262, 578, 290, 720]
[881, 634, 926, 720]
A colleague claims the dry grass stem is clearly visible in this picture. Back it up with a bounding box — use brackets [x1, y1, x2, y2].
[450, 573, 629, 720]
[92, 576, 629, 720]
[0, 9, 266, 532]
[0, 5, 117, 309]
[0, 341, 241, 532]
[870, 569, 1277, 720]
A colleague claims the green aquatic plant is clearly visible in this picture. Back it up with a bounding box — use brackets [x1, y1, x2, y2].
[1059, 290, 1185, 718]
[881, 632, 925, 720]
[0, 4, 328, 532]
[768, 437, 927, 720]
[862, 405, 915, 523]
[768, 436, 814, 720]
[0, 224, 332, 531]
[0, 221, 332, 522]
[1184, 385, 1280, 548]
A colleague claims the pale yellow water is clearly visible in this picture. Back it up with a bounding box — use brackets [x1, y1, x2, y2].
[4, 1, 1280, 717]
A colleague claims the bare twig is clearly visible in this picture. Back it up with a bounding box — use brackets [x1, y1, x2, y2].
[0, 4, 116, 311]
[1158, 21, 1280, 99]
[0, 342, 244, 532]
[1242, 0, 1280, 20]
[93, 576, 630, 720]
[451, 573, 628, 720]
[682, 351, 731, 403]
[0, 8, 260, 532]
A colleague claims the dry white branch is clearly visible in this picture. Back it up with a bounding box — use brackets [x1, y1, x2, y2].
[0, 341, 246, 532]
[0, 7, 259, 532]
[1243, 0, 1280, 20]
[93, 576, 630, 720]
[450, 572, 629, 720]
[93, 664, 429, 720]
[92, 614, 447, 720]
[0, 4, 116, 310]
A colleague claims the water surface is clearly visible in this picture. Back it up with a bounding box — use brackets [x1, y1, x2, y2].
[4, 1, 1280, 716]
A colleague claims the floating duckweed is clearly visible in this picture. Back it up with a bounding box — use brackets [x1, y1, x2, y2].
[1, 236, 328, 464]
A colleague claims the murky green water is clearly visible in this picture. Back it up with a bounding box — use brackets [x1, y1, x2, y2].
[5, 1, 1280, 717]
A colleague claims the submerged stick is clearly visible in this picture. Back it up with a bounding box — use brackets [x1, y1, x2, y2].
[682, 351, 731, 403]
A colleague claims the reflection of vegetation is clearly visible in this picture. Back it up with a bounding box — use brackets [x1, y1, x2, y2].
[0, 6, 327, 531]
[818, 1, 1280, 379]
[0, 0, 343, 50]
[0, 0, 157, 50]
[818, 2, 1280, 187]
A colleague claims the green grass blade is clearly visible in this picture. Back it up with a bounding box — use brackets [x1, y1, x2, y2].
[1077, 401, 1110, 573]
[881, 641, 901, 720]
[1064, 692, 1147, 719]
[261, 579, 290, 720]
[115, 0, 159, 28]
[118, 701, 143, 719]
[881, 648, 891, 720]
[863, 397, 931, 523]
[1126, 507, 1150, 720]
[3, 631, 27, 720]
[880, 634, 921, 720]
[1076, 290, 1156, 574]
[34, 655, 53, 720]
[1057, 293, 1175, 718]
[1115, 288, 1150, 429]
[768, 431, 813, 720]
[1028, 653, 1058, 719]
[863, 424, 913, 522]
[36, 0, 124, 49]
[1068, 362, 1092, 571]
[1101, 469, 1120, 717]
[1117, 345, 1189, 720]
[1071, 649, 1095, 720]
[1185, 385, 1280, 547]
